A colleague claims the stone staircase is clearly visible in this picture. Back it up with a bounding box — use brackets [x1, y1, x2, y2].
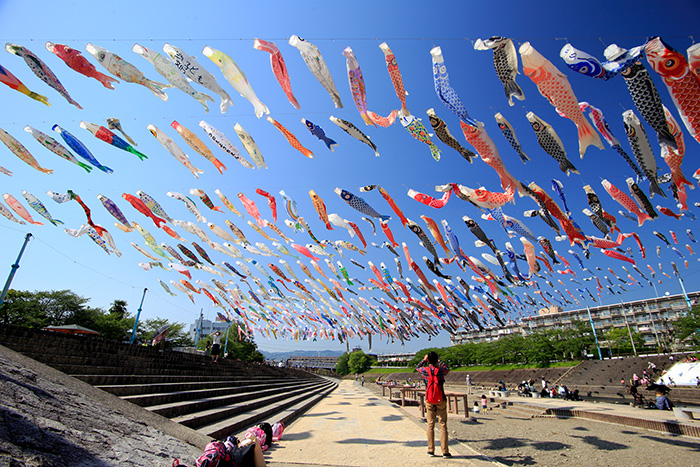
[557, 355, 700, 406]
[0, 325, 337, 440]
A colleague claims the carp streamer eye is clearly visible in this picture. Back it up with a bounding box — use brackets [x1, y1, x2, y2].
[664, 58, 675, 68]
[98, 52, 105, 61]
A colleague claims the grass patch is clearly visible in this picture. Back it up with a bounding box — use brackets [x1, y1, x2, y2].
[365, 361, 580, 374]
[451, 361, 580, 372]
[365, 368, 409, 374]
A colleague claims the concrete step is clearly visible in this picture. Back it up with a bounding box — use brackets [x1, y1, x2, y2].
[200, 380, 338, 439]
[79, 373, 283, 387]
[13, 344, 202, 363]
[39, 355, 240, 373]
[122, 380, 309, 406]
[97, 377, 304, 396]
[20, 349, 287, 376]
[151, 380, 325, 420]
[172, 381, 331, 430]
[249, 379, 339, 430]
[55, 362, 271, 377]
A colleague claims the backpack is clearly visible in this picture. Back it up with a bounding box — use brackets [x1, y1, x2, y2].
[271, 421, 285, 442]
[425, 366, 443, 404]
[196, 441, 231, 467]
[257, 422, 273, 450]
[244, 426, 267, 450]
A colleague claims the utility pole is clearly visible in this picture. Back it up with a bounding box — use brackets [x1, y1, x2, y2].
[586, 305, 603, 360]
[0, 233, 32, 325]
[620, 300, 637, 357]
[194, 309, 203, 347]
[672, 264, 692, 311]
[129, 288, 148, 344]
[223, 323, 231, 356]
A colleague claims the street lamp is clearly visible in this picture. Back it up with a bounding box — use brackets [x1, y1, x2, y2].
[0, 233, 32, 325]
[586, 305, 603, 360]
[129, 288, 148, 344]
[672, 264, 692, 311]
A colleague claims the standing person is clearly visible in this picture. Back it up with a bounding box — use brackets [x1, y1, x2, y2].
[416, 351, 451, 458]
[466, 374, 472, 395]
[361, 375, 364, 387]
[211, 331, 222, 363]
[204, 341, 212, 357]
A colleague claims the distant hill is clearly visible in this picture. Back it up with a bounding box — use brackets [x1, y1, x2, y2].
[261, 349, 344, 361]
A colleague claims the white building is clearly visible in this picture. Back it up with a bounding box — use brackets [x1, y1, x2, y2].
[451, 291, 699, 350]
[189, 318, 230, 344]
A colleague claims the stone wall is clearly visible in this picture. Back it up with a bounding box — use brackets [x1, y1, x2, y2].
[0, 344, 203, 466]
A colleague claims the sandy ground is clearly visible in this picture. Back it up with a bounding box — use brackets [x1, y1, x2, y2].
[268, 381, 495, 467]
[451, 407, 700, 467]
[365, 383, 700, 467]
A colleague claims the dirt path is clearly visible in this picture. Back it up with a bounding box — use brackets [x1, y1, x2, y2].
[365, 382, 700, 467]
[451, 407, 700, 467]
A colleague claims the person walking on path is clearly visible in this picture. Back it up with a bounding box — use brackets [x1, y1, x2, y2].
[211, 331, 222, 363]
[416, 351, 451, 458]
[466, 374, 472, 395]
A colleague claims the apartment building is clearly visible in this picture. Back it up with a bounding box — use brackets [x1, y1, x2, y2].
[451, 291, 699, 349]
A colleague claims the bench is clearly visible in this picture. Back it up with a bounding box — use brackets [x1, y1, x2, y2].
[400, 387, 424, 407]
[489, 390, 509, 398]
[673, 406, 700, 421]
[383, 384, 412, 400]
[418, 392, 469, 418]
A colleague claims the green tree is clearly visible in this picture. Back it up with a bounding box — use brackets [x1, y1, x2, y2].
[108, 299, 129, 319]
[672, 305, 700, 349]
[93, 310, 134, 342]
[196, 323, 264, 362]
[2, 289, 164, 344]
[603, 327, 644, 356]
[336, 352, 350, 375]
[555, 323, 596, 360]
[2, 289, 91, 328]
[499, 335, 529, 364]
[524, 331, 555, 365]
[348, 350, 376, 374]
[139, 317, 193, 348]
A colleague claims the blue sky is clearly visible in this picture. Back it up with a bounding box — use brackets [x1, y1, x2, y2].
[0, 0, 698, 356]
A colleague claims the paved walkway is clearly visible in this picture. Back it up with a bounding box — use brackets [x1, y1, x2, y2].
[267, 380, 502, 467]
